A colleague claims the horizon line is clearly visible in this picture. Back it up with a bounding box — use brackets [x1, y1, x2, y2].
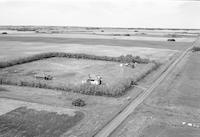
[0, 25, 200, 30]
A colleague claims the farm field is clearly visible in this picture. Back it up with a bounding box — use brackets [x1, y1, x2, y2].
[0, 98, 84, 137]
[1, 26, 199, 38]
[0, 27, 195, 62]
[0, 31, 196, 42]
[0, 84, 132, 137]
[0, 41, 178, 62]
[110, 49, 200, 137]
[0, 27, 198, 137]
[0, 35, 193, 50]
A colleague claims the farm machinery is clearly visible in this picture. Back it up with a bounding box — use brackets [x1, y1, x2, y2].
[35, 73, 53, 80]
[120, 62, 136, 68]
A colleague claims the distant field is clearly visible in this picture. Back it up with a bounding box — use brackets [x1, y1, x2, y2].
[0, 40, 179, 63]
[0, 35, 192, 50]
[1, 27, 198, 39]
[0, 32, 196, 42]
[0, 57, 156, 96]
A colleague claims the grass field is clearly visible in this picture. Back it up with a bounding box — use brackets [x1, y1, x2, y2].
[140, 121, 200, 137]
[0, 107, 83, 137]
[0, 35, 192, 50]
[110, 49, 200, 137]
[0, 98, 84, 137]
[0, 40, 179, 63]
[0, 57, 156, 96]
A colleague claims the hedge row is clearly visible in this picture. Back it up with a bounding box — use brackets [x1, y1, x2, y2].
[0, 52, 150, 69]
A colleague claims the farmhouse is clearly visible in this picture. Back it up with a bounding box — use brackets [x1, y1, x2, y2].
[82, 74, 102, 85]
[120, 62, 135, 68]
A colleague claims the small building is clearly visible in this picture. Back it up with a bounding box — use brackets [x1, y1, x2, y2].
[120, 62, 135, 68]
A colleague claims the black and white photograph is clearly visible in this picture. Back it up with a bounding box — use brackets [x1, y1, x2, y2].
[0, 0, 200, 136]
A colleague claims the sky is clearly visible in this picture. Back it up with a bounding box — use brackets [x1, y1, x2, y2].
[0, 0, 200, 29]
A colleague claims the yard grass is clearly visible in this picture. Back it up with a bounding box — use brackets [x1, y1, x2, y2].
[0, 57, 159, 97]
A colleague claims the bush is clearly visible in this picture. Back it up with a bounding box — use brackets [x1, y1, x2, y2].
[192, 46, 200, 52]
[124, 34, 130, 36]
[72, 99, 86, 107]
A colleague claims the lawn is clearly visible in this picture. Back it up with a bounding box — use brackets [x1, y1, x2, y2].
[0, 57, 156, 96]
